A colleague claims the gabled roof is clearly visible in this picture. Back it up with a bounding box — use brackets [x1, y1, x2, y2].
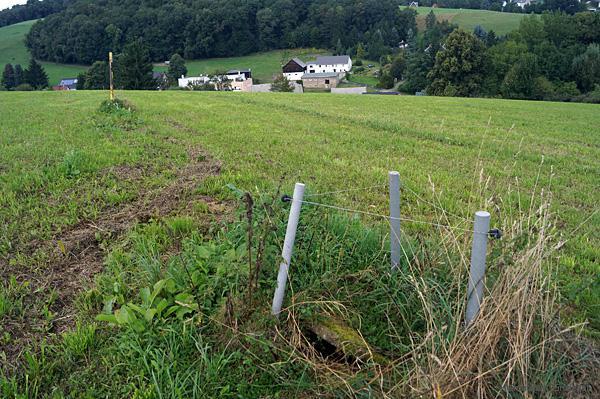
[290, 58, 306, 68]
[302, 72, 340, 79]
[308, 55, 351, 65]
[227, 69, 251, 74]
[59, 78, 77, 85]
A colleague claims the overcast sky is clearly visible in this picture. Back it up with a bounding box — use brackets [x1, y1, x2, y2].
[0, 0, 27, 12]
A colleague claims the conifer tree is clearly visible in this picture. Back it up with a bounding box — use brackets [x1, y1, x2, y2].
[24, 59, 49, 89]
[2, 64, 15, 89]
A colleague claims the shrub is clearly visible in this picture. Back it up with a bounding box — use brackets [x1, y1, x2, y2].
[14, 83, 33, 91]
[575, 84, 600, 104]
[354, 59, 363, 66]
[376, 73, 395, 89]
[270, 74, 294, 92]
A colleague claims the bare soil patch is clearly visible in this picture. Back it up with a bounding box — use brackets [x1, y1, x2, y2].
[0, 146, 223, 372]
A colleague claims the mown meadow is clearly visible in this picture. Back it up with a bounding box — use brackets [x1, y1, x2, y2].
[0, 20, 87, 86]
[0, 91, 598, 397]
[406, 6, 527, 35]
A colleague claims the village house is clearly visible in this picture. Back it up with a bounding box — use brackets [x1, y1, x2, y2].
[178, 75, 210, 88]
[282, 55, 352, 83]
[177, 68, 253, 91]
[282, 58, 306, 81]
[226, 69, 252, 80]
[306, 56, 352, 75]
[587, 0, 600, 10]
[301, 72, 341, 89]
[52, 78, 78, 91]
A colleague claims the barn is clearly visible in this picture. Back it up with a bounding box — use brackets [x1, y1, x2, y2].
[282, 58, 306, 81]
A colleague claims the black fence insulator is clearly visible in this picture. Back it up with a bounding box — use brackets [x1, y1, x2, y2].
[488, 229, 502, 239]
[281, 195, 292, 203]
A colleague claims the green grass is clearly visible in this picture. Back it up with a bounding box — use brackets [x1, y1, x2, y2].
[405, 6, 527, 35]
[0, 20, 87, 86]
[155, 48, 330, 83]
[0, 91, 598, 396]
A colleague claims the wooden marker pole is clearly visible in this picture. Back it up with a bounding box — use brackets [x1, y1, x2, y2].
[109, 52, 114, 101]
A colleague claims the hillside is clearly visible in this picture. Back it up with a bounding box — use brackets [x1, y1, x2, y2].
[1, 91, 598, 396]
[0, 19, 329, 84]
[0, 20, 86, 85]
[407, 6, 526, 35]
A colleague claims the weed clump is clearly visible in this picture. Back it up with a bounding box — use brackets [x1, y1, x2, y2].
[95, 98, 140, 131]
[98, 98, 135, 114]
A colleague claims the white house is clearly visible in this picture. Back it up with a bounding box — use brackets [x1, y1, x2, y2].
[306, 56, 352, 75]
[225, 69, 252, 81]
[178, 75, 210, 88]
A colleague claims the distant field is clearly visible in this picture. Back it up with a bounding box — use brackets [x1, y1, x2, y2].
[404, 6, 526, 35]
[154, 48, 330, 82]
[0, 20, 87, 86]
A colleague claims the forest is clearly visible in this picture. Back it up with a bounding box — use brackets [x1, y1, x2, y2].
[24, 0, 415, 65]
[0, 0, 72, 28]
[378, 11, 600, 102]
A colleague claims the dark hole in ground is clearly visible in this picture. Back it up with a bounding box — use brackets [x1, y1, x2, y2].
[302, 327, 358, 366]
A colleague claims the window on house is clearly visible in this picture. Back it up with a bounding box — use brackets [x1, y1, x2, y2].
[325, 79, 330, 84]
[334, 69, 336, 72]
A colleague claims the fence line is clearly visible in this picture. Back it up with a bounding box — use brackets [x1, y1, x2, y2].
[303, 183, 388, 198]
[298, 199, 490, 235]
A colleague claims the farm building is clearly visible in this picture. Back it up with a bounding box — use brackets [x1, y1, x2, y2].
[306, 56, 352, 75]
[226, 69, 252, 80]
[301, 72, 341, 89]
[178, 75, 210, 88]
[282, 58, 306, 81]
[52, 78, 78, 91]
[282, 55, 352, 81]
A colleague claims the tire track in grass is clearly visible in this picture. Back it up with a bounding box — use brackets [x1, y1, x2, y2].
[0, 144, 223, 372]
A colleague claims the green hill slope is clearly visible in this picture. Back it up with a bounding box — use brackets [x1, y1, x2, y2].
[1, 19, 326, 85]
[407, 6, 526, 35]
[0, 20, 87, 86]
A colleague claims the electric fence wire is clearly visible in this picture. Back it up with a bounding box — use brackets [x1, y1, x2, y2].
[297, 199, 489, 235]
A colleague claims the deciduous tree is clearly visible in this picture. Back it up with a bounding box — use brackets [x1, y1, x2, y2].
[167, 54, 187, 85]
[427, 30, 486, 97]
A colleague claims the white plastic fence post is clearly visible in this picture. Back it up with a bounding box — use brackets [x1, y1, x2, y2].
[389, 171, 401, 270]
[271, 183, 305, 317]
[465, 211, 491, 326]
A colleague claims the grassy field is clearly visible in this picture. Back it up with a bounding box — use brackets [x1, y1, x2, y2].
[0, 91, 598, 396]
[405, 6, 527, 35]
[0, 20, 87, 86]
